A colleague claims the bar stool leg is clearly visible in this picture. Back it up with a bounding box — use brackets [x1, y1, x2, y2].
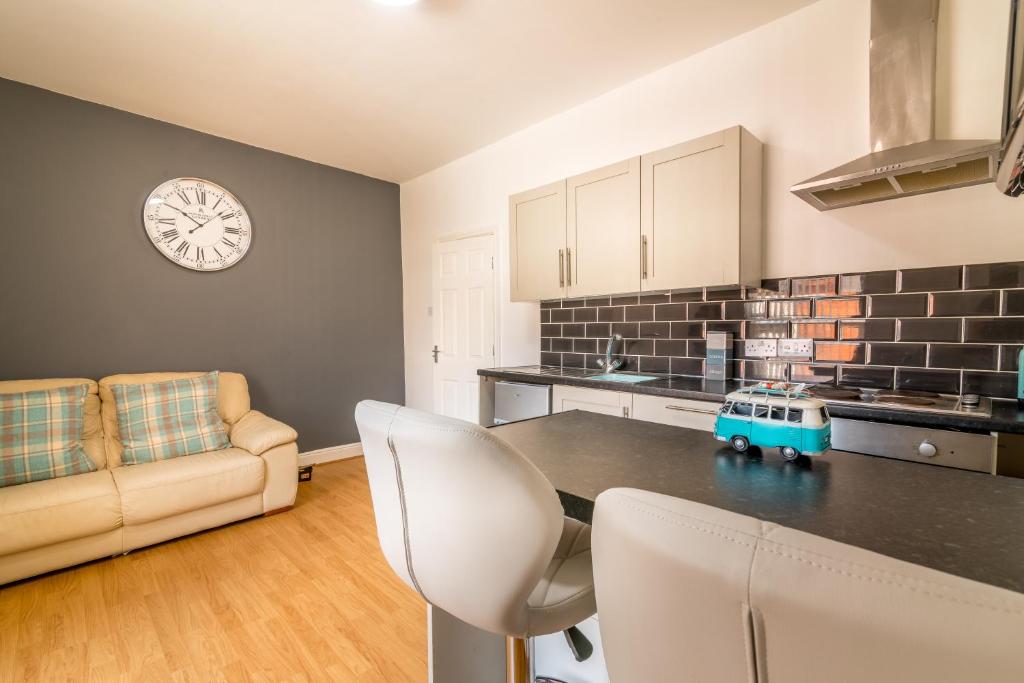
[505, 636, 530, 683]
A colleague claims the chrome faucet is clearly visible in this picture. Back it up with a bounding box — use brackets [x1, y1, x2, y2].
[597, 333, 623, 372]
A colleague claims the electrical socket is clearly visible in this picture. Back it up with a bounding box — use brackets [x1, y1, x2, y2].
[778, 338, 814, 358]
[744, 339, 778, 358]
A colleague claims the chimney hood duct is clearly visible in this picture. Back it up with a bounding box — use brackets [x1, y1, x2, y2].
[791, 0, 1001, 210]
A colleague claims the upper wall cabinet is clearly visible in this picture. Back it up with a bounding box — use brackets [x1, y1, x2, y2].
[566, 158, 641, 298]
[509, 180, 567, 301]
[640, 126, 762, 292]
[508, 125, 762, 301]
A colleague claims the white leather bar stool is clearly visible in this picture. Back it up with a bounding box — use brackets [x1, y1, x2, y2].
[355, 400, 596, 683]
[593, 487, 1024, 683]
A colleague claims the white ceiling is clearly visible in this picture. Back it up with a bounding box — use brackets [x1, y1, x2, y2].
[0, 0, 815, 182]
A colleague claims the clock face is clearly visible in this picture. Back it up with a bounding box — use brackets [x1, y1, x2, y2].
[143, 178, 251, 271]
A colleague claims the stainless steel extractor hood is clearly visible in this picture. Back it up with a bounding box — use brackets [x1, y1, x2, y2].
[791, 0, 1002, 210]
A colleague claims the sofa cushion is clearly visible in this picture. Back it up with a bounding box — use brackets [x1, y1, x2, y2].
[112, 447, 265, 525]
[110, 372, 230, 465]
[99, 371, 249, 468]
[0, 384, 97, 487]
[0, 378, 106, 469]
[0, 469, 121, 555]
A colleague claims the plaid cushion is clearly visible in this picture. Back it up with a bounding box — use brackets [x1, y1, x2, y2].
[0, 384, 96, 487]
[112, 371, 230, 465]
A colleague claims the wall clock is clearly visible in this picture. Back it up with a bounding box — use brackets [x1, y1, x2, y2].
[143, 177, 252, 271]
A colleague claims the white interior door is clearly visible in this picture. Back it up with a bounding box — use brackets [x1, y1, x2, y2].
[433, 234, 496, 423]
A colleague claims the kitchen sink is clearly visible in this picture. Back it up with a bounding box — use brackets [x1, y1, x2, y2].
[587, 373, 659, 383]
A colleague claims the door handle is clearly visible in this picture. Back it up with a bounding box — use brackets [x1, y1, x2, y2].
[432, 345, 440, 363]
[566, 247, 572, 286]
[641, 235, 649, 279]
[558, 249, 564, 287]
[665, 405, 719, 415]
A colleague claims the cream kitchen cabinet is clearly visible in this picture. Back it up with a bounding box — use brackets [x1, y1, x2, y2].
[565, 157, 640, 298]
[640, 126, 762, 291]
[509, 180, 567, 301]
[630, 393, 722, 432]
[552, 385, 633, 418]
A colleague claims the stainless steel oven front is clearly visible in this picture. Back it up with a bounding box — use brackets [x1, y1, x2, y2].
[830, 417, 997, 474]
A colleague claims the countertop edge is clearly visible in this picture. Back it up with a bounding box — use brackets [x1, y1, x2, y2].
[479, 367, 1024, 435]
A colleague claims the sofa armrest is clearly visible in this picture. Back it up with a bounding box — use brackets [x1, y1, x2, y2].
[230, 410, 298, 456]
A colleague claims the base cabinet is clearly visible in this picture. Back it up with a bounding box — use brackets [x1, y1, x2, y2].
[552, 385, 633, 418]
[631, 394, 722, 432]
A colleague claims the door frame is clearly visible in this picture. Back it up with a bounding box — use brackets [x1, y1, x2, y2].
[431, 229, 500, 417]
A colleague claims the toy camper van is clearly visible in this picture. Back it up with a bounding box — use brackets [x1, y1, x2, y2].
[714, 382, 831, 460]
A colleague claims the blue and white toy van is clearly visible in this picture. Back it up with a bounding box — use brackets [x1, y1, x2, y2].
[714, 382, 831, 460]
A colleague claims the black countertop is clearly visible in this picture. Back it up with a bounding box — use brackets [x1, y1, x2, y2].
[491, 410, 1024, 593]
[480, 365, 1024, 434]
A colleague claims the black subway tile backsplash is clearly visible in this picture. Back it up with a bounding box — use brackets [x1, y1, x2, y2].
[655, 339, 687, 357]
[538, 260, 1024, 399]
[839, 270, 897, 296]
[896, 368, 962, 394]
[964, 318, 1024, 343]
[1003, 289, 1024, 316]
[550, 308, 574, 323]
[639, 321, 670, 338]
[868, 343, 927, 367]
[839, 319, 896, 341]
[897, 318, 962, 342]
[655, 303, 689, 321]
[687, 302, 723, 320]
[964, 262, 1024, 290]
[962, 371, 1017, 399]
[899, 265, 962, 293]
[624, 305, 654, 322]
[930, 290, 1000, 317]
[746, 321, 790, 338]
[840, 365, 895, 389]
[869, 293, 928, 318]
[1001, 345, 1022, 372]
[671, 322, 704, 339]
[929, 344, 998, 370]
[598, 306, 624, 322]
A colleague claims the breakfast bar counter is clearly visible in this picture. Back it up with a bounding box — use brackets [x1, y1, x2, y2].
[491, 410, 1024, 593]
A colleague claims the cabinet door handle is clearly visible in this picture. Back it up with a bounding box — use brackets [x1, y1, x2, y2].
[641, 235, 649, 279]
[663, 405, 720, 417]
[558, 249, 564, 287]
[565, 248, 572, 286]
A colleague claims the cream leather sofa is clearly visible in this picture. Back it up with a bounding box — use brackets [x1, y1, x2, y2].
[0, 372, 298, 585]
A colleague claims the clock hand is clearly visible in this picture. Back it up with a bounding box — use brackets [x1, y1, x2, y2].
[161, 202, 203, 228]
[187, 210, 228, 234]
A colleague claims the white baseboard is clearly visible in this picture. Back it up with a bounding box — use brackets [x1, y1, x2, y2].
[298, 442, 362, 467]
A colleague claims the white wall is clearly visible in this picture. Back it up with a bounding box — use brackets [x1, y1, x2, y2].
[400, 0, 1024, 412]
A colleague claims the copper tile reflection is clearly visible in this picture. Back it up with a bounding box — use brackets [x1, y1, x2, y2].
[791, 275, 837, 297]
[814, 342, 866, 363]
[815, 297, 864, 319]
[767, 299, 812, 319]
[792, 321, 837, 340]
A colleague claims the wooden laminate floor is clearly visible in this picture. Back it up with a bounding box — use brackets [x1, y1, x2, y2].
[0, 458, 428, 682]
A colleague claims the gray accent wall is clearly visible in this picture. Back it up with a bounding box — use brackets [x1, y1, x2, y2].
[0, 78, 404, 451]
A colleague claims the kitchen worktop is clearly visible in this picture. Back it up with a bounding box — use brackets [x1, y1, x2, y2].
[479, 365, 1024, 434]
[491, 410, 1024, 593]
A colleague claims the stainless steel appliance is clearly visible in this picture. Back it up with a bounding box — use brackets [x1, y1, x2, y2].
[806, 385, 997, 473]
[494, 381, 551, 425]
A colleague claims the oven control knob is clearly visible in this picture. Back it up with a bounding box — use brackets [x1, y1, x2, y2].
[918, 441, 937, 458]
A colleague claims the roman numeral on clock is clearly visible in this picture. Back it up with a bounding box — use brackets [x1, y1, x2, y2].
[157, 217, 175, 225]
[224, 226, 240, 235]
[220, 212, 236, 221]
[161, 229, 178, 240]
[176, 241, 188, 256]
[221, 238, 238, 248]
[175, 190, 190, 205]
[195, 186, 206, 205]
[197, 247, 205, 262]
